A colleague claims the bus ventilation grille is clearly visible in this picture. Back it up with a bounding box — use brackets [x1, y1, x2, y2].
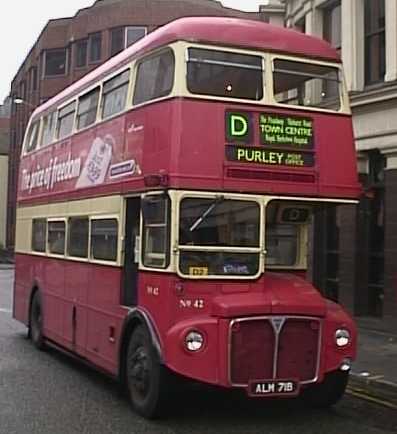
[230, 316, 320, 386]
[226, 168, 315, 183]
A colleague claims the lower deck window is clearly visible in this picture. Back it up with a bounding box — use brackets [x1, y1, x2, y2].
[91, 219, 118, 261]
[68, 217, 89, 258]
[32, 219, 47, 252]
[48, 221, 66, 255]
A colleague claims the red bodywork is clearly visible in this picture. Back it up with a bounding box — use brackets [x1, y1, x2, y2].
[14, 17, 358, 393]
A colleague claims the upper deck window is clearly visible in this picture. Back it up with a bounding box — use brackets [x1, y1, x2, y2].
[273, 59, 341, 110]
[57, 102, 76, 139]
[187, 48, 263, 101]
[25, 121, 40, 153]
[42, 112, 56, 147]
[77, 87, 100, 130]
[102, 70, 130, 119]
[133, 49, 175, 105]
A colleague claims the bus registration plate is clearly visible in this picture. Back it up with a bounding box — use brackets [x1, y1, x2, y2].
[248, 380, 299, 397]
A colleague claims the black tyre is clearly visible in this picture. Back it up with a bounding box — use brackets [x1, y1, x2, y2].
[126, 325, 171, 419]
[30, 291, 46, 350]
[303, 370, 349, 408]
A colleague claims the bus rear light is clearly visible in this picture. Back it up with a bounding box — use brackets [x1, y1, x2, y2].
[144, 174, 169, 187]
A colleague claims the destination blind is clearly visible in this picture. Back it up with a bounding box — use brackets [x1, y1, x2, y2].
[225, 111, 315, 168]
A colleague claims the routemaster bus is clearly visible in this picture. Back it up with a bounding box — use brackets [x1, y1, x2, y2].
[14, 17, 361, 418]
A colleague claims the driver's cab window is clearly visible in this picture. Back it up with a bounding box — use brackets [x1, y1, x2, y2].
[141, 194, 170, 268]
[265, 201, 310, 269]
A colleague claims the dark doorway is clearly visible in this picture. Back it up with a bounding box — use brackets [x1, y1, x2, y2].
[122, 197, 141, 306]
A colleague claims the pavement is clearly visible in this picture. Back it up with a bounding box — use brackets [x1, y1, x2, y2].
[0, 263, 396, 409]
[348, 320, 397, 409]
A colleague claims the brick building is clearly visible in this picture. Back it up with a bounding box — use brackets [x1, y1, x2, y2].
[7, 0, 284, 250]
[0, 98, 11, 249]
[283, 0, 397, 331]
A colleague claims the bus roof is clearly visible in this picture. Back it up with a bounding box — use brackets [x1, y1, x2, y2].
[35, 16, 340, 117]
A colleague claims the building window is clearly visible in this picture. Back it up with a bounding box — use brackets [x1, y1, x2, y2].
[126, 26, 147, 46]
[365, 0, 385, 85]
[44, 48, 67, 76]
[110, 26, 147, 57]
[323, 1, 341, 52]
[75, 39, 88, 68]
[89, 32, 102, 63]
[294, 17, 305, 33]
[30, 67, 38, 91]
[323, 1, 341, 98]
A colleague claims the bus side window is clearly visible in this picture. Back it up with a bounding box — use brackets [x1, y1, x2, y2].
[133, 49, 175, 105]
[57, 102, 76, 139]
[42, 112, 56, 147]
[77, 87, 100, 130]
[32, 219, 47, 252]
[90, 219, 118, 262]
[68, 217, 89, 258]
[102, 69, 130, 119]
[48, 221, 66, 255]
[25, 121, 40, 153]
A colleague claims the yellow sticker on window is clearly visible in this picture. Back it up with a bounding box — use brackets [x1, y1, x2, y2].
[189, 267, 208, 276]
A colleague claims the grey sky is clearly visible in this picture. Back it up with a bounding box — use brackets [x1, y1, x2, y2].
[0, 0, 265, 103]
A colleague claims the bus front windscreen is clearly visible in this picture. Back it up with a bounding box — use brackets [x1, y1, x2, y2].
[178, 197, 260, 277]
[273, 58, 342, 110]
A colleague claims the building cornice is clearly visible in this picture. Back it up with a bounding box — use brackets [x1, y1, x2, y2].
[350, 81, 397, 108]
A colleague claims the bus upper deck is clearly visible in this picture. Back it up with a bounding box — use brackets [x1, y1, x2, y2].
[18, 17, 360, 206]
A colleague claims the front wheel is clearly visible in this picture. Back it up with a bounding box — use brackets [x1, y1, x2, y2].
[126, 325, 171, 419]
[303, 370, 349, 408]
[30, 291, 46, 350]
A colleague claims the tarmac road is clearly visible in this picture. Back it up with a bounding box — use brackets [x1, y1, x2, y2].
[1, 267, 397, 434]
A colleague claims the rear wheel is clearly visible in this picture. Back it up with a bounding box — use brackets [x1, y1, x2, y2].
[30, 292, 46, 350]
[303, 370, 349, 408]
[126, 325, 171, 419]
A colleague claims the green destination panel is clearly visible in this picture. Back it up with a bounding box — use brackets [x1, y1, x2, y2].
[226, 145, 314, 167]
[225, 111, 253, 143]
[259, 113, 314, 148]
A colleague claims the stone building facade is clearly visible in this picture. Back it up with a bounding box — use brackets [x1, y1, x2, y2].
[6, 0, 284, 250]
[284, 0, 397, 330]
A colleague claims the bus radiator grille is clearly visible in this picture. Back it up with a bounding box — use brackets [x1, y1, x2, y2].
[229, 317, 321, 386]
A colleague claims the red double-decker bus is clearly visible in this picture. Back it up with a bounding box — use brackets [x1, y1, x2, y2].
[14, 17, 360, 418]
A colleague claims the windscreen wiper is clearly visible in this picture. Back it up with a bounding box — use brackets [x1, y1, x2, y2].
[189, 195, 224, 232]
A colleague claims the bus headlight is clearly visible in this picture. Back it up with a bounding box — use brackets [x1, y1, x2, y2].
[335, 329, 350, 347]
[185, 331, 204, 352]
